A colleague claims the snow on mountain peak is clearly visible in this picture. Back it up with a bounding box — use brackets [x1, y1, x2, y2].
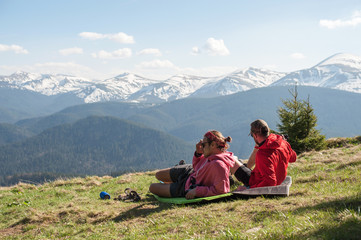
[1, 53, 361, 103]
[315, 53, 361, 69]
[189, 67, 286, 98]
[1, 71, 92, 95]
[272, 53, 361, 93]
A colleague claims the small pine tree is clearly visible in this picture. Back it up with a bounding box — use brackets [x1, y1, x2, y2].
[277, 86, 326, 153]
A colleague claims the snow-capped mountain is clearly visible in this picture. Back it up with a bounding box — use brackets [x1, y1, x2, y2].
[191, 67, 286, 98]
[0, 72, 159, 103]
[78, 73, 159, 103]
[0, 69, 283, 103]
[271, 53, 361, 93]
[128, 74, 215, 103]
[0, 71, 92, 95]
[1, 53, 361, 104]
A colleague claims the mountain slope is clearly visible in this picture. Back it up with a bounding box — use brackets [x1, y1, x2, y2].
[0, 116, 193, 182]
[191, 67, 285, 98]
[1, 53, 361, 124]
[127, 86, 361, 158]
[0, 88, 84, 123]
[7, 86, 361, 158]
[78, 72, 160, 103]
[0, 71, 92, 95]
[128, 74, 212, 103]
[15, 101, 149, 134]
[0, 123, 33, 145]
[271, 53, 361, 93]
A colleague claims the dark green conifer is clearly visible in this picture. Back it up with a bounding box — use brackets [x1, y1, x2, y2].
[277, 86, 326, 153]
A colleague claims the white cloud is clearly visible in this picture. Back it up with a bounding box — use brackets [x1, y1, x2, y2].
[290, 53, 306, 59]
[320, 10, 361, 29]
[136, 59, 176, 69]
[79, 32, 135, 44]
[137, 48, 162, 56]
[92, 48, 132, 59]
[59, 47, 83, 56]
[0, 44, 29, 54]
[107, 32, 135, 44]
[204, 38, 230, 56]
[191, 46, 200, 55]
[78, 32, 104, 40]
[192, 38, 230, 56]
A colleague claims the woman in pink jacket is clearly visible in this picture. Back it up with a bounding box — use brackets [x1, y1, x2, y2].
[149, 130, 237, 199]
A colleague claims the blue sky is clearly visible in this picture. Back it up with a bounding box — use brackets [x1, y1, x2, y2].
[1, 0, 361, 80]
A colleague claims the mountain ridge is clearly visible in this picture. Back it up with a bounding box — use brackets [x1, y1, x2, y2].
[1, 53, 361, 105]
[271, 53, 361, 93]
[6, 86, 361, 159]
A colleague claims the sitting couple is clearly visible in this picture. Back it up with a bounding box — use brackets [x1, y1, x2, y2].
[149, 119, 297, 199]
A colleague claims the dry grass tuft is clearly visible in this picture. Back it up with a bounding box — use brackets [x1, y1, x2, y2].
[85, 179, 102, 187]
[116, 173, 136, 184]
[15, 182, 38, 190]
[50, 177, 85, 187]
[0, 225, 23, 237]
[297, 144, 361, 165]
[296, 173, 328, 184]
[326, 136, 361, 148]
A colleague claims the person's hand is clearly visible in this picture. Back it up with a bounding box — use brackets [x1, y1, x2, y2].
[185, 188, 197, 199]
[236, 185, 248, 191]
[195, 140, 204, 155]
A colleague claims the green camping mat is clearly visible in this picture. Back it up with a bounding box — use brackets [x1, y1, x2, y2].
[153, 193, 233, 204]
[153, 176, 292, 204]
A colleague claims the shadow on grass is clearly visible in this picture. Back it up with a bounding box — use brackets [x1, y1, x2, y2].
[112, 194, 174, 222]
[295, 193, 361, 213]
[293, 193, 361, 239]
[302, 218, 361, 240]
[112, 194, 250, 222]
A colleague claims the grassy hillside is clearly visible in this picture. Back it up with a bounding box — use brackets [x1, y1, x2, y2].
[1, 140, 360, 239]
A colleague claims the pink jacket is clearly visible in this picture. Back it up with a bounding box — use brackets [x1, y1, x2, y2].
[249, 134, 297, 188]
[185, 152, 236, 197]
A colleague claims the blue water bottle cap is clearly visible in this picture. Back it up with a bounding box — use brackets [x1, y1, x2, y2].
[100, 191, 111, 199]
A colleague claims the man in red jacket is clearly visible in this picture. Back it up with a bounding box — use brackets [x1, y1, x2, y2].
[234, 119, 297, 189]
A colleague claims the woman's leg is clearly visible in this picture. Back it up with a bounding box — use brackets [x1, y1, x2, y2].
[234, 164, 251, 186]
[149, 183, 172, 197]
[155, 168, 173, 183]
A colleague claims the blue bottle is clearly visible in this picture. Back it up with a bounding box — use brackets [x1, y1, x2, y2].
[100, 191, 111, 199]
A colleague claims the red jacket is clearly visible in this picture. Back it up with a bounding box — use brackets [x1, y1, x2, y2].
[249, 134, 297, 188]
[185, 152, 236, 197]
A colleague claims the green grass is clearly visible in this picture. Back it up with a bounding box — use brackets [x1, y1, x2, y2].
[1, 144, 361, 239]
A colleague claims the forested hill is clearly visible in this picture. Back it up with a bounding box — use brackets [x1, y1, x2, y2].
[0, 116, 194, 186]
[0, 123, 33, 145]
